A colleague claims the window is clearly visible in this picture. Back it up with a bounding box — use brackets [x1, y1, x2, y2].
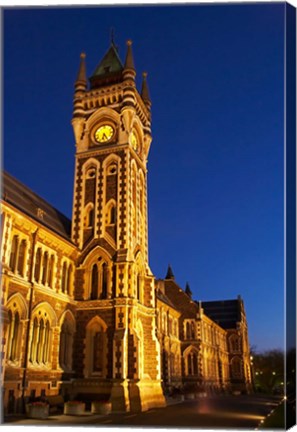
[9, 235, 18, 272]
[187, 351, 198, 376]
[59, 314, 75, 371]
[84, 204, 94, 228]
[29, 315, 51, 365]
[47, 255, 55, 288]
[91, 264, 98, 299]
[107, 164, 117, 175]
[42, 252, 48, 285]
[7, 310, 20, 361]
[9, 235, 27, 277]
[109, 205, 116, 225]
[17, 240, 26, 276]
[85, 317, 107, 377]
[90, 261, 108, 300]
[67, 265, 73, 295]
[61, 262, 67, 293]
[34, 248, 42, 282]
[186, 321, 195, 339]
[231, 357, 242, 378]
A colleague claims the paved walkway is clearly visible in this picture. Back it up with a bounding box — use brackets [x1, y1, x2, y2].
[2, 396, 182, 426]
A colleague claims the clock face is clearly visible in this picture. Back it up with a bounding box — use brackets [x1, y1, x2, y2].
[94, 125, 114, 143]
[130, 131, 138, 151]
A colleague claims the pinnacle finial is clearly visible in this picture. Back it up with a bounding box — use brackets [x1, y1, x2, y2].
[75, 52, 87, 89]
[185, 282, 192, 298]
[141, 71, 151, 105]
[124, 39, 135, 70]
[165, 264, 175, 280]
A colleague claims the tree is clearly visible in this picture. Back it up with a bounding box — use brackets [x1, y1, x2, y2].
[251, 348, 284, 394]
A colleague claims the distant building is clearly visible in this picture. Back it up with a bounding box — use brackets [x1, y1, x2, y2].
[1, 40, 252, 415]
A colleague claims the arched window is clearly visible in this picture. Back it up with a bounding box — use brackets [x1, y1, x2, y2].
[90, 261, 109, 300]
[91, 264, 98, 300]
[109, 205, 116, 225]
[231, 357, 242, 378]
[85, 317, 108, 377]
[101, 263, 107, 299]
[9, 235, 19, 272]
[84, 204, 94, 228]
[17, 240, 26, 276]
[187, 351, 198, 376]
[59, 316, 75, 371]
[29, 316, 51, 365]
[7, 310, 20, 361]
[34, 248, 42, 282]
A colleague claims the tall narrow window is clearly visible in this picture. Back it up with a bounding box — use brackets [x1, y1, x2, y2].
[101, 263, 107, 299]
[43, 321, 50, 363]
[67, 265, 73, 295]
[30, 318, 38, 362]
[84, 204, 94, 228]
[93, 331, 104, 374]
[7, 311, 20, 361]
[42, 252, 48, 285]
[61, 262, 67, 293]
[9, 235, 18, 272]
[34, 248, 42, 282]
[137, 274, 141, 301]
[186, 322, 191, 339]
[17, 240, 26, 277]
[59, 319, 74, 370]
[91, 264, 98, 299]
[47, 255, 55, 288]
[36, 319, 45, 363]
[109, 205, 116, 225]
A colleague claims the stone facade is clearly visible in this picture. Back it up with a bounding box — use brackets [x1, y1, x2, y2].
[1, 40, 252, 416]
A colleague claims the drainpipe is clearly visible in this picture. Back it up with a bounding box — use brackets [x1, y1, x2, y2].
[21, 229, 38, 413]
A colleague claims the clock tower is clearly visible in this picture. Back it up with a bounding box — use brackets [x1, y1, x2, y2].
[70, 40, 165, 412]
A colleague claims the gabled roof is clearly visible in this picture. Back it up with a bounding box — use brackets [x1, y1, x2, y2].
[201, 299, 243, 330]
[2, 171, 72, 241]
[156, 288, 176, 309]
[162, 278, 199, 319]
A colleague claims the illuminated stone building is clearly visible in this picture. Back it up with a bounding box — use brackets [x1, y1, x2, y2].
[1, 40, 252, 415]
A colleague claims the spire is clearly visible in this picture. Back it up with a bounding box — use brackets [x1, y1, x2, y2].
[165, 264, 175, 280]
[75, 52, 87, 90]
[185, 282, 192, 298]
[141, 72, 151, 106]
[124, 39, 135, 71]
[89, 42, 123, 89]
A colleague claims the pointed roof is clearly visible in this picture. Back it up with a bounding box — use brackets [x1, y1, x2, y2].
[124, 39, 135, 70]
[75, 52, 87, 86]
[91, 42, 123, 79]
[141, 72, 151, 104]
[185, 282, 192, 298]
[165, 264, 175, 280]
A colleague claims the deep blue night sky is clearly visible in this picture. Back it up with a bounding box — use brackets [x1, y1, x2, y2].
[3, 3, 285, 352]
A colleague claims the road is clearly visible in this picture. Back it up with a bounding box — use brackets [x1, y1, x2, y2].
[3, 394, 282, 429]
